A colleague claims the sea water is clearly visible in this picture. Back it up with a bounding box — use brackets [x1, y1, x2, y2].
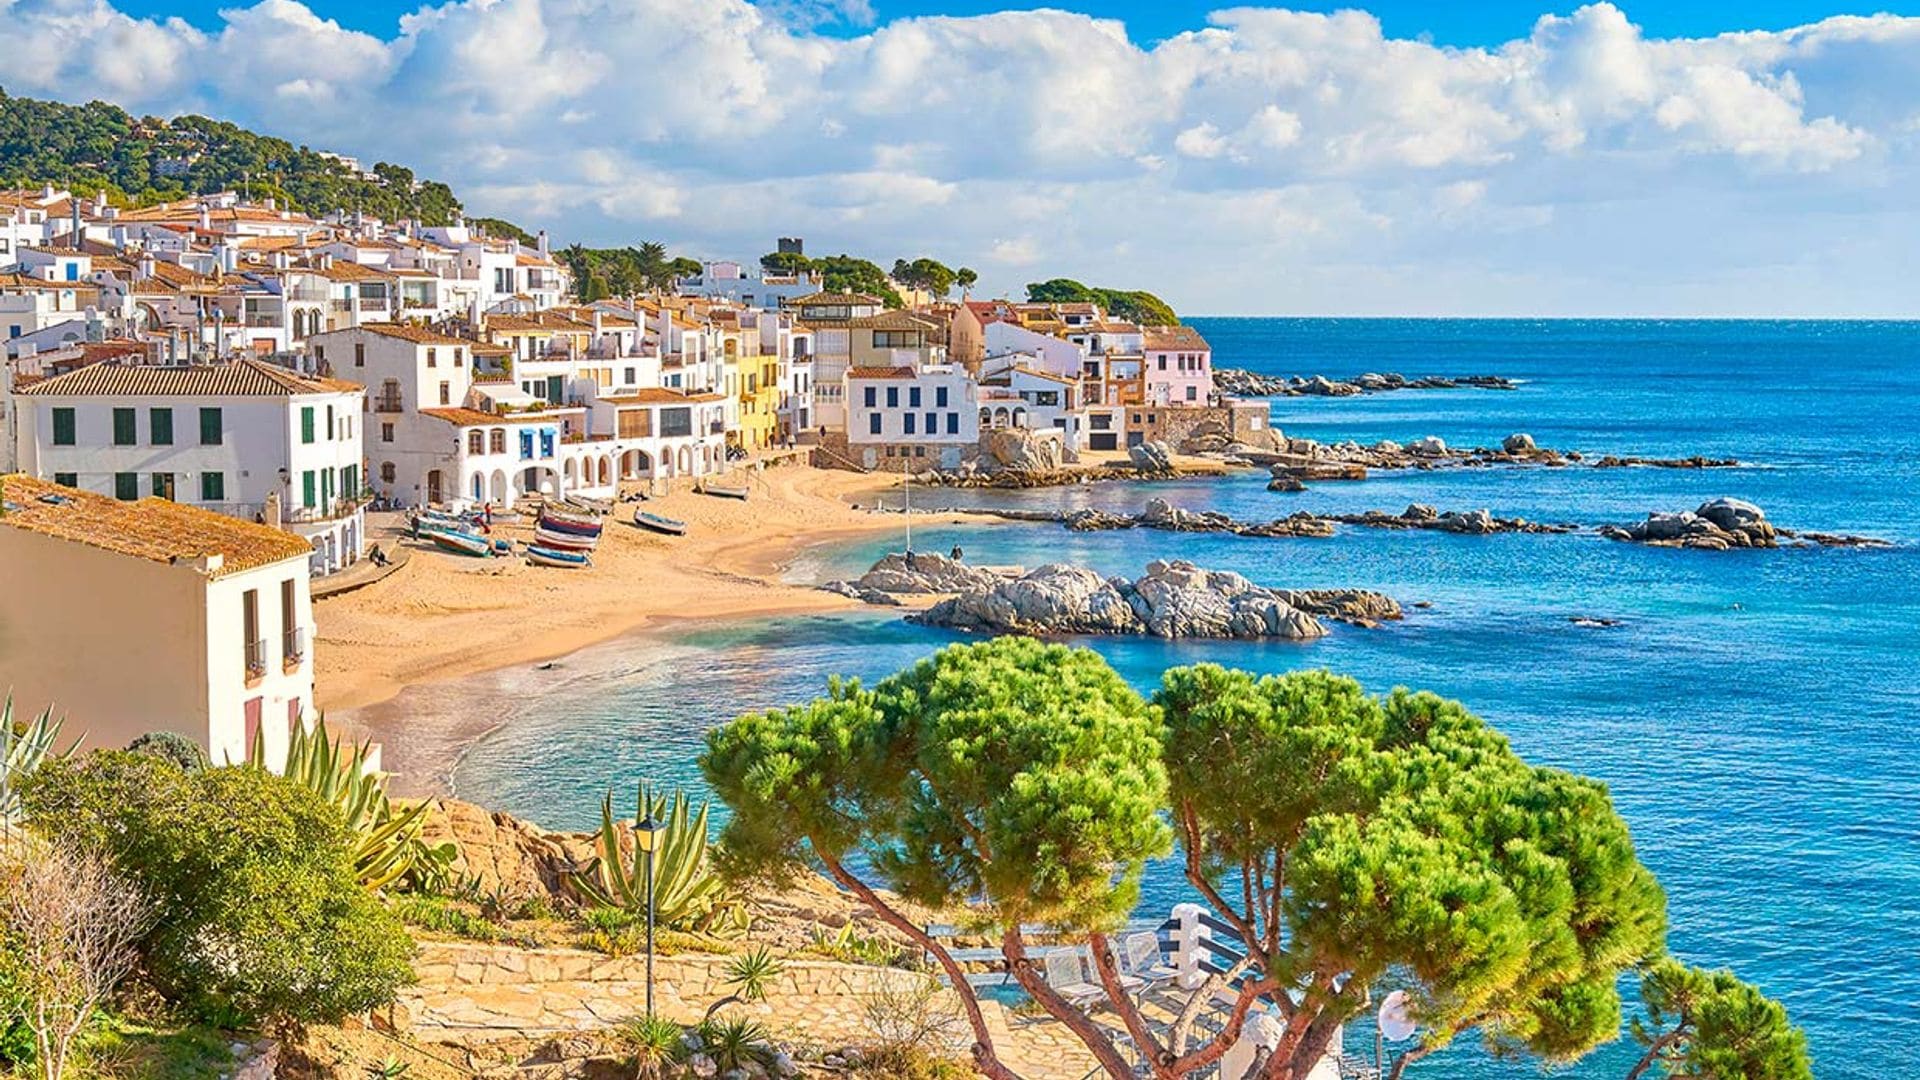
[445, 320, 1920, 1079]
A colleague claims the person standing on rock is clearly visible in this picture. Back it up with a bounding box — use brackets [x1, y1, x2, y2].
[950, 545, 964, 561]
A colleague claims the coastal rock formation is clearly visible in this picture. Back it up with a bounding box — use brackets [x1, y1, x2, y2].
[1503, 432, 1537, 453]
[819, 552, 1007, 596]
[1600, 499, 1779, 550]
[1215, 369, 1520, 397]
[911, 559, 1400, 640]
[1590, 454, 1742, 469]
[979, 427, 1064, 473]
[1129, 440, 1175, 473]
[1328, 504, 1577, 535]
[1054, 498, 1337, 538]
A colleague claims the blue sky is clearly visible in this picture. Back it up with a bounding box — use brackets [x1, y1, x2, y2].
[13, 0, 1920, 315]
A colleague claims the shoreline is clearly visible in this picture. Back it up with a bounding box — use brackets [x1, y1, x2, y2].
[320, 461, 1035, 792]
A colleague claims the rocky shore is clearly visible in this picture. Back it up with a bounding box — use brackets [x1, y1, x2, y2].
[956, 497, 1573, 539]
[910, 559, 1401, 640]
[1263, 432, 1738, 488]
[1601, 498, 1889, 550]
[1216, 369, 1518, 397]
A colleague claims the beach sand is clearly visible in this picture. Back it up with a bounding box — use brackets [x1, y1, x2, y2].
[318, 462, 984, 780]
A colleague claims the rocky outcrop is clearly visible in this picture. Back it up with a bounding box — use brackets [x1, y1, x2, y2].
[1327, 504, 1577, 535]
[1502, 432, 1537, 453]
[1600, 498, 1779, 550]
[1048, 498, 1337, 538]
[819, 552, 1009, 597]
[412, 799, 597, 902]
[1129, 440, 1175, 473]
[979, 427, 1064, 473]
[1215, 369, 1519, 397]
[1590, 454, 1741, 469]
[911, 559, 1400, 640]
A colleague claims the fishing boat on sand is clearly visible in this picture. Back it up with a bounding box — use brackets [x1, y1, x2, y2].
[426, 529, 493, 557]
[532, 525, 598, 551]
[537, 509, 604, 536]
[526, 545, 591, 569]
[697, 480, 750, 500]
[632, 509, 687, 536]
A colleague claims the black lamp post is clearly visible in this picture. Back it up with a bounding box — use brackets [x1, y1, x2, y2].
[635, 812, 663, 1016]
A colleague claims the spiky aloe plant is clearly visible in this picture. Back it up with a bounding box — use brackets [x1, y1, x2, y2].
[249, 716, 454, 891]
[1, 693, 69, 824]
[573, 784, 740, 932]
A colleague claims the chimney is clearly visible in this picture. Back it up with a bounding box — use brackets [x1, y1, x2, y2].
[198, 205, 211, 230]
[41, 183, 55, 200]
[138, 254, 156, 281]
[536, 229, 549, 256]
[272, 250, 291, 270]
[264, 196, 276, 212]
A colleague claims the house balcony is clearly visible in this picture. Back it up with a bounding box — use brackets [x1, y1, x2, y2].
[374, 394, 405, 413]
[282, 627, 307, 671]
[286, 495, 370, 524]
[243, 314, 283, 328]
[288, 285, 331, 302]
[329, 299, 353, 312]
[245, 637, 269, 682]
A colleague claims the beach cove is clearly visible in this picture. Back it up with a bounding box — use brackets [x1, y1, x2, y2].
[338, 319, 1920, 1080]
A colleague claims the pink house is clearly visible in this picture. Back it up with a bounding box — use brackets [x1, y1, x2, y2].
[1143, 325, 1213, 406]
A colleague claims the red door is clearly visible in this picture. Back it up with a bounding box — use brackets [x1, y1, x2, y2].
[243, 696, 263, 763]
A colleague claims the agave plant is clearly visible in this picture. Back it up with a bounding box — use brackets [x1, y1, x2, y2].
[573, 784, 741, 932]
[621, 1013, 687, 1080]
[704, 945, 786, 1019]
[694, 1017, 773, 1072]
[249, 716, 455, 892]
[1, 694, 69, 824]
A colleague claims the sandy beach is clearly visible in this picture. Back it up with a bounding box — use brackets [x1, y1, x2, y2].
[318, 461, 991, 776]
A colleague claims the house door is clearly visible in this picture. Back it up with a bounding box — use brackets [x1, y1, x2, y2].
[1090, 433, 1118, 451]
[243, 696, 263, 763]
[426, 470, 444, 504]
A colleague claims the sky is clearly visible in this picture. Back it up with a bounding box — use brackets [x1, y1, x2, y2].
[10, 0, 1920, 316]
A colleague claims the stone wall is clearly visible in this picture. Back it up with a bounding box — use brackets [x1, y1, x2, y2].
[401, 942, 943, 1046]
[1124, 401, 1276, 450]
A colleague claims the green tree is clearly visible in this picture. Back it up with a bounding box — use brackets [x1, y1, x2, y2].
[1626, 960, 1811, 1080]
[892, 257, 957, 298]
[760, 251, 814, 276]
[703, 639, 1169, 1080]
[1024, 278, 1177, 324]
[955, 267, 978, 294]
[21, 753, 414, 1026]
[1156, 667, 1669, 1080]
[811, 254, 903, 307]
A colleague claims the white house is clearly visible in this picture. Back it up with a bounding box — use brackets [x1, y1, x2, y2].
[844, 364, 978, 471]
[0, 473, 318, 766]
[9, 358, 369, 574]
[978, 362, 1085, 451]
[982, 319, 1084, 379]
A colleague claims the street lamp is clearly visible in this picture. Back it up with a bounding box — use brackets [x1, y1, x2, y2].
[634, 812, 664, 1017]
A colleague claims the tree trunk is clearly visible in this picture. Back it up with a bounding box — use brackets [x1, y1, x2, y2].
[1002, 929, 1139, 1080]
[1625, 1028, 1686, 1080]
[815, 855, 1021, 1080]
[1086, 930, 1173, 1077]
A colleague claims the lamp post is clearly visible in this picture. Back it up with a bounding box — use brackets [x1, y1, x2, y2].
[634, 812, 663, 1017]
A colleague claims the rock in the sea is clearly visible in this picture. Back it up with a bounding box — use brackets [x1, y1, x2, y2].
[1129, 440, 1175, 473]
[830, 552, 1009, 594]
[911, 559, 1399, 640]
[980, 427, 1063, 473]
[1603, 500, 1778, 550]
[1502, 432, 1537, 453]
[1408, 435, 1448, 456]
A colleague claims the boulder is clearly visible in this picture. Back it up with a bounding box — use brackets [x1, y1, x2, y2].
[980, 427, 1063, 472]
[1502, 432, 1537, 453]
[1129, 440, 1175, 473]
[840, 552, 1007, 594]
[1695, 497, 1766, 530]
[1408, 435, 1448, 456]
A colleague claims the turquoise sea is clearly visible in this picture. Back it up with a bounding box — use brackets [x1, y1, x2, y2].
[428, 320, 1918, 1079]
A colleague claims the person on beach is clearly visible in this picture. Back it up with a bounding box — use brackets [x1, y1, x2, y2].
[905, 549, 918, 571]
[951, 545, 964, 561]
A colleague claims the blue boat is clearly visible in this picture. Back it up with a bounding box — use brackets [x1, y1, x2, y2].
[526, 545, 591, 568]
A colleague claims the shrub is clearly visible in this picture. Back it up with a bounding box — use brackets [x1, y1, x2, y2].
[21, 753, 415, 1026]
[125, 731, 207, 772]
[0, 958, 36, 1070]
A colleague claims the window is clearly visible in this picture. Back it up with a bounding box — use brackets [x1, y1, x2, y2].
[909, 387, 921, 408]
[468, 430, 484, 455]
[112, 408, 136, 446]
[925, 412, 936, 434]
[199, 407, 223, 445]
[439, 381, 451, 406]
[302, 470, 317, 508]
[490, 428, 507, 453]
[326, 405, 335, 438]
[946, 412, 959, 435]
[427, 347, 437, 368]
[381, 422, 394, 443]
[660, 408, 693, 438]
[53, 472, 77, 487]
[281, 579, 298, 665]
[201, 471, 225, 501]
[1186, 386, 1197, 401]
[300, 406, 316, 444]
[354, 342, 365, 367]
[863, 386, 876, 408]
[150, 407, 173, 445]
[454, 348, 464, 367]
[151, 472, 174, 499]
[904, 413, 916, 435]
[114, 472, 138, 500]
[51, 407, 75, 445]
[380, 462, 396, 483]
[519, 430, 535, 460]
[873, 331, 920, 348]
[314, 345, 326, 365]
[1158, 356, 1167, 370]
[936, 386, 949, 408]
[243, 588, 261, 678]
[886, 387, 899, 408]
[343, 465, 358, 497]
[869, 414, 882, 435]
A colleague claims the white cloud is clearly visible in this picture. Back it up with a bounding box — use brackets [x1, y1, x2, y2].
[1, 0, 1917, 313]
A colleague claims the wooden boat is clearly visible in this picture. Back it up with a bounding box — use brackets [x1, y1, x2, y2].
[526, 545, 591, 569]
[697, 481, 750, 501]
[426, 529, 493, 557]
[532, 525, 598, 551]
[632, 509, 687, 536]
[564, 494, 613, 515]
[537, 512, 603, 538]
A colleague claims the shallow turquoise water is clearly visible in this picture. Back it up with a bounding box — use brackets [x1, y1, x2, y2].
[440, 320, 1919, 1079]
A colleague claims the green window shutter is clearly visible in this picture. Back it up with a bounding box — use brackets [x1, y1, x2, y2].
[114, 472, 137, 501]
[301, 406, 315, 444]
[322, 469, 334, 506]
[302, 471, 316, 509]
[344, 465, 358, 498]
[51, 408, 75, 446]
[151, 473, 173, 499]
[113, 408, 136, 446]
[201, 472, 225, 501]
[150, 408, 173, 445]
[199, 407, 222, 445]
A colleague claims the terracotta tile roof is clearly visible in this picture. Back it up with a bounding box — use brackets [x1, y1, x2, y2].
[0, 273, 99, 294]
[1143, 325, 1211, 352]
[0, 474, 313, 577]
[791, 292, 884, 308]
[353, 323, 473, 347]
[846, 366, 918, 380]
[17, 358, 361, 397]
[847, 311, 939, 331]
[488, 312, 592, 334]
[301, 260, 389, 282]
